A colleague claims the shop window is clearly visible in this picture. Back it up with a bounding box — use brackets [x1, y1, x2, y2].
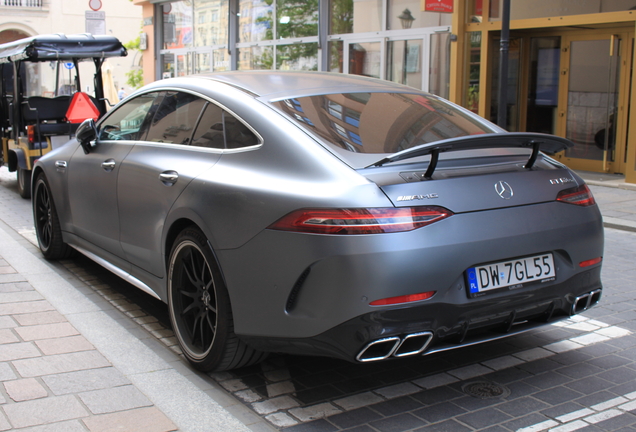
[277, 0, 318, 39]
[194, 0, 229, 47]
[276, 43, 318, 70]
[163, 1, 194, 50]
[467, 31, 481, 113]
[329, 0, 382, 34]
[238, 0, 274, 43]
[237, 46, 274, 70]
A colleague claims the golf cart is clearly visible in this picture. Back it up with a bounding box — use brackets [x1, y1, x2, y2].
[0, 33, 127, 198]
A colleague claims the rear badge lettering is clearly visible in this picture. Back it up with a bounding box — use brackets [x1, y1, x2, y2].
[549, 177, 575, 185]
[397, 193, 439, 202]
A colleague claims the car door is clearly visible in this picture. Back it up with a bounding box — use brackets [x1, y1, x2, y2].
[117, 91, 226, 277]
[67, 92, 159, 258]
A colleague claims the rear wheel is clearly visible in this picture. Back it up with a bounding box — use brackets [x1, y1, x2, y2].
[33, 174, 74, 259]
[17, 167, 32, 199]
[168, 227, 267, 371]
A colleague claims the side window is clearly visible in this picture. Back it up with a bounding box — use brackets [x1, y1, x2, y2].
[191, 102, 259, 149]
[145, 91, 206, 145]
[98, 93, 158, 141]
[190, 102, 224, 148]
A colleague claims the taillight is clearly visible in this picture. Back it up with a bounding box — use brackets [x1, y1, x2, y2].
[370, 291, 436, 306]
[556, 184, 596, 206]
[27, 125, 35, 144]
[269, 206, 453, 235]
[579, 257, 602, 268]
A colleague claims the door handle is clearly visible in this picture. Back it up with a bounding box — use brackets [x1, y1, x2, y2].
[159, 171, 178, 186]
[102, 159, 116, 172]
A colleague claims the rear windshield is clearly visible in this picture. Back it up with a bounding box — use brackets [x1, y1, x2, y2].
[271, 92, 497, 154]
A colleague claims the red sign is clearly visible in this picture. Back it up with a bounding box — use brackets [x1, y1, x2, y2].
[425, 0, 453, 13]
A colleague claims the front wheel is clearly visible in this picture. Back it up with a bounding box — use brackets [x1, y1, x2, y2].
[168, 227, 267, 372]
[17, 167, 32, 199]
[33, 174, 74, 260]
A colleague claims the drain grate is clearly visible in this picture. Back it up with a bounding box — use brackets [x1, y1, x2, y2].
[462, 381, 510, 399]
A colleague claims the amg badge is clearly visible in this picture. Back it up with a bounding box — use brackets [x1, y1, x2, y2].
[396, 193, 439, 202]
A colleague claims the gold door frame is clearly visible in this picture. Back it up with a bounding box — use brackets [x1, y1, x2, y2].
[554, 30, 633, 174]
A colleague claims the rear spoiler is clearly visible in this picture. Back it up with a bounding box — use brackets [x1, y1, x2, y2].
[366, 132, 574, 179]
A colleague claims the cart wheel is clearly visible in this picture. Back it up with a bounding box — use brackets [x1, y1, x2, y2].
[17, 167, 32, 199]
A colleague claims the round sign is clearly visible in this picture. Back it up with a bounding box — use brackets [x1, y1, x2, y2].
[64, 62, 74, 70]
[89, 0, 102, 11]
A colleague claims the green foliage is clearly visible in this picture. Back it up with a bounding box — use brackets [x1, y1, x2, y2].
[124, 36, 143, 89]
[253, 0, 319, 67]
[330, 0, 353, 34]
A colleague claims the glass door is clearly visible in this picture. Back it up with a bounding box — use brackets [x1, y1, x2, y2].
[349, 41, 382, 79]
[555, 32, 628, 172]
[386, 39, 423, 89]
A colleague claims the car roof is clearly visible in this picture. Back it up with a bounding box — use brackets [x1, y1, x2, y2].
[192, 71, 420, 99]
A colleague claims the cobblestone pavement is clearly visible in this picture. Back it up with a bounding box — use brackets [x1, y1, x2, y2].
[0, 166, 636, 431]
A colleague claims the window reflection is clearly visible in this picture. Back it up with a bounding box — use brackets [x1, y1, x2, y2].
[277, 43, 318, 70]
[273, 92, 495, 154]
[350, 42, 381, 78]
[238, 46, 274, 70]
[99, 93, 159, 141]
[276, 0, 318, 39]
[163, 1, 194, 50]
[194, 0, 228, 46]
[146, 92, 206, 145]
[329, 0, 382, 34]
[238, 0, 273, 43]
[192, 103, 259, 149]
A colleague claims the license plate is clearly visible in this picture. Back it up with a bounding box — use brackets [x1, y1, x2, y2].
[466, 253, 556, 296]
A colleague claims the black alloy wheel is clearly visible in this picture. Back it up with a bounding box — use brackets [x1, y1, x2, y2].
[33, 174, 73, 259]
[168, 228, 266, 371]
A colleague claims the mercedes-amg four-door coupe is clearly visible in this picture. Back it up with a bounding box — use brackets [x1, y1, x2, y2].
[32, 71, 603, 371]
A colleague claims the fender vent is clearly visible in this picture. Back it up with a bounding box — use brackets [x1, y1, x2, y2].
[285, 267, 311, 312]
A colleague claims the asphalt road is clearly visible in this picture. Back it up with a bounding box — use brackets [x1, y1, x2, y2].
[1, 166, 635, 432]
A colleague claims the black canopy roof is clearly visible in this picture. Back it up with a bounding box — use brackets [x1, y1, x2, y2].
[0, 33, 127, 64]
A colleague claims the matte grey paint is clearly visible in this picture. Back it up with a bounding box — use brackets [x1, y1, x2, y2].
[33, 71, 604, 362]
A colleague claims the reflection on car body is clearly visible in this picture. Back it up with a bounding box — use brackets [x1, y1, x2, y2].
[32, 71, 603, 372]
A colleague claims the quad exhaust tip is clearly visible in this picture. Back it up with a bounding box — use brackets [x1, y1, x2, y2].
[572, 289, 602, 315]
[356, 331, 433, 362]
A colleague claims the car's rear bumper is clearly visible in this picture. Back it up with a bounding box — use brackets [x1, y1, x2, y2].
[240, 265, 602, 362]
[217, 201, 604, 356]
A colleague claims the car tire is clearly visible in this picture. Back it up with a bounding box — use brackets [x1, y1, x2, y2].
[168, 227, 267, 372]
[17, 167, 32, 199]
[33, 174, 74, 260]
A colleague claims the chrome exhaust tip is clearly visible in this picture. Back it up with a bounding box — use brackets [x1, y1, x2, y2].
[356, 331, 434, 362]
[394, 332, 434, 357]
[356, 337, 401, 362]
[572, 289, 602, 314]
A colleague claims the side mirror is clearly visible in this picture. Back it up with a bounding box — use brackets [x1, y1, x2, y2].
[76, 118, 98, 154]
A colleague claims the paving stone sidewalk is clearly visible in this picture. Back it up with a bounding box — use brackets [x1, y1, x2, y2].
[0, 252, 178, 431]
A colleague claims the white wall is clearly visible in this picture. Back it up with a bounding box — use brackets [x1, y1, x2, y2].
[0, 0, 142, 97]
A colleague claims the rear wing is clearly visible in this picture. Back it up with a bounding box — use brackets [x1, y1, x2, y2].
[0, 33, 127, 63]
[366, 132, 574, 179]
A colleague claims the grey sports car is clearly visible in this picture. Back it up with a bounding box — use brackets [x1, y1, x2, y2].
[32, 71, 603, 372]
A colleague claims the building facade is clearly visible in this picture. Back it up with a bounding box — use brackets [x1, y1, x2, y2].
[34, 0, 636, 184]
[0, 0, 142, 101]
[133, 0, 453, 98]
[453, 0, 636, 184]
